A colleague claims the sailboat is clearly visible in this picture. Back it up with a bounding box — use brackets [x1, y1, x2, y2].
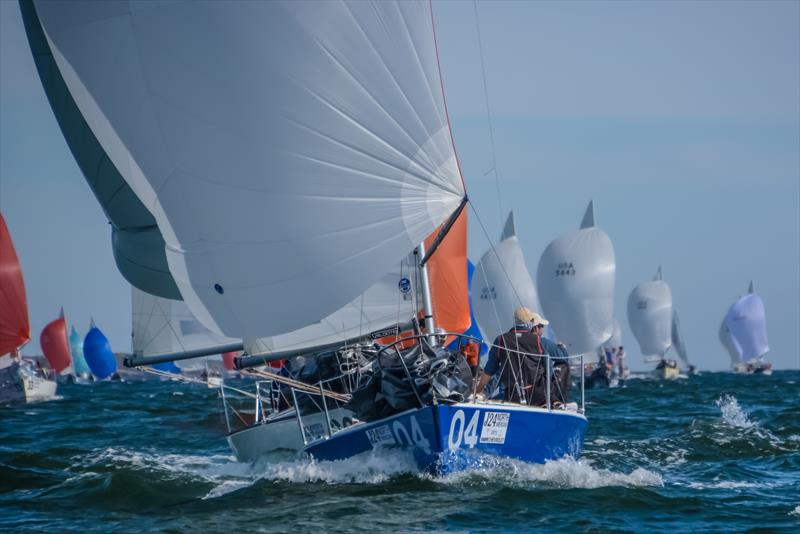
[83, 321, 118, 381]
[0, 213, 57, 404]
[26, 0, 587, 473]
[723, 281, 772, 375]
[627, 266, 680, 379]
[537, 201, 616, 388]
[69, 326, 92, 382]
[40, 309, 73, 381]
[473, 211, 545, 346]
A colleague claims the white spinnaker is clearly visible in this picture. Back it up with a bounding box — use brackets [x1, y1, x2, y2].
[671, 310, 690, 367]
[35, 0, 465, 339]
[627, 268, 673, 360]
[473, 212, 543, 343]
[718, 316, 742, 365]
[245, 257, 419, 357]
[131, 287, 238, 371]
[724, 289, 769, 361]
[536, 201, 615, 355]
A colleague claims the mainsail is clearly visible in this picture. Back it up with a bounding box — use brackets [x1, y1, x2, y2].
[718, 317, 742, 365]
[537, 201, 615, 355]
[31, 0, 466, 340]
[671, 310, 691, 367]
[0, 213, 30, 356]
[627, 266, 673, 360]
[724, 282, 769, 362]
[40, 312, 72, 375]
[474, 211, 544, 343]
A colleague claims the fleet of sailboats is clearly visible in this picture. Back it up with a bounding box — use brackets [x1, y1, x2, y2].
[1, 0, 781, 478]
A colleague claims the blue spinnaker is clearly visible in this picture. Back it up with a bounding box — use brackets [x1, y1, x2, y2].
[83, 326, 117, 380]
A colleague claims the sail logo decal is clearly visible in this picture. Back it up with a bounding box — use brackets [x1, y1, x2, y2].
[398, 277, 411, 294]
[479, 411, 510, 444]
[555, 262, 576, 277]
[366, 425, 396, 447]
[479, 286, 497, 300]
[370, 326, 399, 340]
[637, 301, 648, 310]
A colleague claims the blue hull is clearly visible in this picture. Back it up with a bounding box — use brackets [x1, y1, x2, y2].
[304, 402, 588, 475]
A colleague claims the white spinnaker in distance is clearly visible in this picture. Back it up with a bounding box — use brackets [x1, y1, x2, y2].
[536, 201, 615, 355]
[671, 310, 690, 367]
[724, 289, 769, 362]
[473, 212, 544, 343]
[627, 268, 673, 360]
[131, 287, 238, 371]
[35, 0, 465, 339]
[718, 316, 742, 365]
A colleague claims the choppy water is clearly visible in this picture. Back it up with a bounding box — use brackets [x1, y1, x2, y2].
[1, 371, 798, 532]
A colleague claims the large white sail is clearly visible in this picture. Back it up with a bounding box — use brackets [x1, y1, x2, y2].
[718, 317, 742, 365]
[536, 201, 615, 355]
[671, 310, 691, 367]
[724, 282, 769, 361]
[34, 0, 465, 339]
[473, 212, 544, 343]
[627, 266, 673, 360]
[604, 319, 623, 349]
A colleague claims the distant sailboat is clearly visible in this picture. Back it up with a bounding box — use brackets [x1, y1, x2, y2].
[473, 211, 544, 345]
[83, 321, 117, 381]
[40, 309, 73, 377]
[0, 213, 57, 403]
[537, 201, 616, 356]
[671, 310, 694, 374]
[723, 281, 771, 375]
[627, 266, 679, 379]
[69, 326, 92, 381]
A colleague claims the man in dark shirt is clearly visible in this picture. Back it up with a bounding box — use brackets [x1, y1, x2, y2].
[476, 307, 571, 406]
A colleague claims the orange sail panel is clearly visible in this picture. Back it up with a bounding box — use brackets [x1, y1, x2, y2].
[40, 316, 72, 374]
[222, 351, 238, 371]
[425, 209, 470, 338]
[0, 213, 30, 355]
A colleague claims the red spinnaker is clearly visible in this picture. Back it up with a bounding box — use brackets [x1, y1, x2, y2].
[222, 351, 238, 371]
[0, 213, 30, 356]
[40, 316, 72, 374]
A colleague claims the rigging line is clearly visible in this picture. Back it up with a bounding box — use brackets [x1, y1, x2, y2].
[469, 202, 527, 317]
[473, 0, 503, 224]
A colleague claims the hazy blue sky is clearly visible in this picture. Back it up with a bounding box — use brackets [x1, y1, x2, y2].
[1, 1, 798, 370]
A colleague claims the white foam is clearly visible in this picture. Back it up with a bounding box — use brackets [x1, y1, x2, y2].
[436, 456, 663, 489]
[716, 395, 755, 429]
[789, 505, 800, 517]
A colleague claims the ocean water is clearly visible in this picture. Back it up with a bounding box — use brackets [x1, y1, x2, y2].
[1, 371, 798, 532]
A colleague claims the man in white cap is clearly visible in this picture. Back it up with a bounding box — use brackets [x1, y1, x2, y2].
[476, 307, 571, 406]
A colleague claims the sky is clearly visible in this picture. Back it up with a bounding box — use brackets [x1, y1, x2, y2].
[1, 0, 798, 371]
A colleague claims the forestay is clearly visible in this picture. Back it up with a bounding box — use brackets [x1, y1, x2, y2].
[34, 0, 465, 339]
[627, 267, 673, 360]
[724, 283, 769, 361]
[474, 211, 544, 343]
[537, 201, 615, 355]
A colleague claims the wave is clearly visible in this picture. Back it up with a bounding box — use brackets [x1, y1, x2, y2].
[716, 395, 755, 429]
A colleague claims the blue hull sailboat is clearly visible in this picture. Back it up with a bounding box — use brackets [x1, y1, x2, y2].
[305, 401, 587, 475]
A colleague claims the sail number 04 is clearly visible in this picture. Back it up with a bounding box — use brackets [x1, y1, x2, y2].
[448, 410, 480, 449]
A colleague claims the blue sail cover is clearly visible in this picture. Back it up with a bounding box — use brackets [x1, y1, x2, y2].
[69, 326, 91, 376]
[83, 326, 117, 380]
[447, 261, 487, 355]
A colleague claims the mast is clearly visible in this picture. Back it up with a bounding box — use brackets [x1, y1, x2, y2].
[417, 242, 437, 347]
